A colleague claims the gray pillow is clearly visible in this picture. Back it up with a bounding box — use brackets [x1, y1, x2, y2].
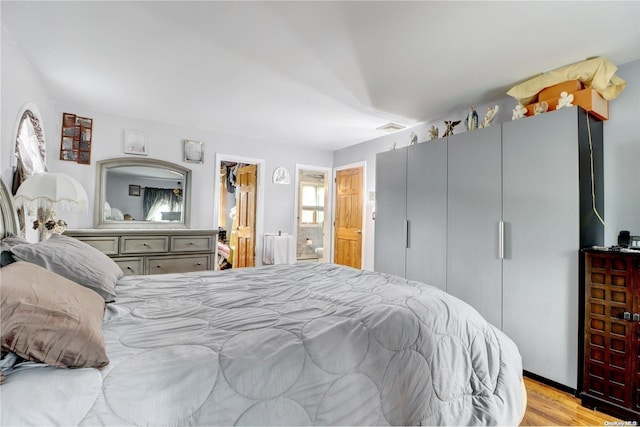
[10, 234, 122, 302]
[0, 235, 29, 267]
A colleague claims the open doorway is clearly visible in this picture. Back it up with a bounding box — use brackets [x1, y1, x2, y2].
[294, 165, 331, 263]
[215, 154, 265, 269]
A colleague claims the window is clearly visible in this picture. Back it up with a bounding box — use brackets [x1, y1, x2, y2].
[300, 183, 324, 225]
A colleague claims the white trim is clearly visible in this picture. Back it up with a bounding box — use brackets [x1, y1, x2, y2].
[332, 161, 367, 267]
[11, 102, 46, 168]
[294, 164, 333, 263]
[214, 153, 265, 267]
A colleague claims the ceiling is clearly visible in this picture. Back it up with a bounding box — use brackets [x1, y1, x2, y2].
[2, 1, 639, 151]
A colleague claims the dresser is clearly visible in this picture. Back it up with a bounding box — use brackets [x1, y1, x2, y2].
[582, 249, 640, 420]
[65, 229, 218, 275]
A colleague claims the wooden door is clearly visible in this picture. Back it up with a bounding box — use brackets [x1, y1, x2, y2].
[234, 164, 257, 268]
[334, 167, 363, 269]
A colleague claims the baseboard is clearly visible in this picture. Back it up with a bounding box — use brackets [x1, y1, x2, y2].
[523, 370, 577, 396]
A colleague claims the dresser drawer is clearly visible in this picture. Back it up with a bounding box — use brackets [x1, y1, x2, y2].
[171, 235, 213, 252]
[114, 257, 144, 276]
[75, 236, 119, 255]
[120, 236, 169, 254]
[145, 254, 210, 275]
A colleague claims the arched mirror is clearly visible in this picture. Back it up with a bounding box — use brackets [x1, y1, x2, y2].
[94, 158, 191, 229]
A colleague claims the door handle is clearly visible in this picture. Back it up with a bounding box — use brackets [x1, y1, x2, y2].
[498, 221, 505, 259]
[404, 219, 409, 249]
[356, 230, 362, 234]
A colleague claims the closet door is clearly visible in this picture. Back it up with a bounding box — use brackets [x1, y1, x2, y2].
[374, 148, 407, 277]
[502, 107, 581, 389]
[406, 141, 447, 290]
[447, 126, 503, 328]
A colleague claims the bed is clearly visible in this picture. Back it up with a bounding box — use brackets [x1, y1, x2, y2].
[0, 178, 526, 426]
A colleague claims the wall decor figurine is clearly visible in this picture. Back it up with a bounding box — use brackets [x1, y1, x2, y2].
[428, 125, 439, 140]
[272, 166, 290, 184]
[480, 105, 499, 128]
[556, 91, 574, 110]
[464, 106, 478, 131]
[512, 104, 527, 120]
[409, 132, 418, 145]
[443, 120, 461, 137]
[533, 100, 548, 115]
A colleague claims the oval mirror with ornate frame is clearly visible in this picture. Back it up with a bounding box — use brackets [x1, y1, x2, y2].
[94, 158, 191, 229]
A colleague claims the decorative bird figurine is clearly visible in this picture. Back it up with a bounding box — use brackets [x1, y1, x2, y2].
[443, 120, 461, 136]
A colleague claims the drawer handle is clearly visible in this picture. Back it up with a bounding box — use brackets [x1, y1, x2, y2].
[156, 265, 162, 269]
[143, 243, 150, 247]
[196, 262, 202, 266]
[127, 266, 133, 270]
[188, 242, 194, 245]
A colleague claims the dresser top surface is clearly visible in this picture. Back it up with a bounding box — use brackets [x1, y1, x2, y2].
[65, 229, 218, 236]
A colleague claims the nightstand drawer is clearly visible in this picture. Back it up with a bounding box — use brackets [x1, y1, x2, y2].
[146, 255, 210, 275]
[121, 236, 169, 254]
[114, 257, 144, 276]
[75, 236, 119, 255]
[171, 235, 212, 252]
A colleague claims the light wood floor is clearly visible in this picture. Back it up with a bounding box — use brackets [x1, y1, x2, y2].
[520, 376, 623, 426]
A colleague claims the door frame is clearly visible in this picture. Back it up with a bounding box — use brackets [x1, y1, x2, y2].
[293, 164, 333, 263]
[214, 153, 265, 266]
[332, 161, 366, 267]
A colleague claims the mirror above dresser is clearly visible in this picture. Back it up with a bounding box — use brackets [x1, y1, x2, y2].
[94, 157, 192, 229]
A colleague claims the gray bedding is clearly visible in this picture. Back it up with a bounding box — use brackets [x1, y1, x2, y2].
[1, 263, 524, 425]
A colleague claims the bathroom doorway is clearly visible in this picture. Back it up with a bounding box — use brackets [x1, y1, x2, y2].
[294, 165, 331, 263]
[215, 154, 265, 269]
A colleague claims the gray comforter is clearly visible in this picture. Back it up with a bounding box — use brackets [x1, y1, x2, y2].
[1, 263, 524, 425]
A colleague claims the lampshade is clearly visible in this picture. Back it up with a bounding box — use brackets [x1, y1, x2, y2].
[14, 172, 88, 213]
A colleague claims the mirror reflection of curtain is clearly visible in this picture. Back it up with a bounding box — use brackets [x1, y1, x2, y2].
[143, 187, 182, 221]
[12, 110, 47, 236]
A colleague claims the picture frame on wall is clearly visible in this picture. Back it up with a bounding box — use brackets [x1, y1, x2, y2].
[124, 129, 148, 155]
[183, 139, 204, 163]
[60, 112, 92, 164]
[128, 184, 141, 197]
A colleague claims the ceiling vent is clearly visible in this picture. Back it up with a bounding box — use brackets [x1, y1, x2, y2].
[376, 122, 406, 132]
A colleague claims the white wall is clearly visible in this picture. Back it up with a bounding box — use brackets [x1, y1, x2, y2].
[1, 26, 333, 241]
[603, 60, 640, 245]
[1, 25, 54, 180]
[46, 105, 333, 235]
[335, 59, 640, 269]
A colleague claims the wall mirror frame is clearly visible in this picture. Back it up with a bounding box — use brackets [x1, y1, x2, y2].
[94, 157, 192, 229]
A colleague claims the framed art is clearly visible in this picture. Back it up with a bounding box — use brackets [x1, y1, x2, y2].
[183, 139, 204, 163]
[124, 129, 148, 155]
[60, 112, 92, 164]
[128, 184, 141, 196]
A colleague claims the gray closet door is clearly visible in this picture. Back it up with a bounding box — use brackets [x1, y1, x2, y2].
[447, 125, 503, 328]
[406, 141, 447, 290]
[502, 107, 580, 389]
[374, 148, 407, 277]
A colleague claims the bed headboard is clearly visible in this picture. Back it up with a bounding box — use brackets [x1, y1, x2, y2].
[0, 178, 19, 238]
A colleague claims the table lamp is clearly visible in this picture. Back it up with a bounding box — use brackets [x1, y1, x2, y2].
[14, 172, 88, 239]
